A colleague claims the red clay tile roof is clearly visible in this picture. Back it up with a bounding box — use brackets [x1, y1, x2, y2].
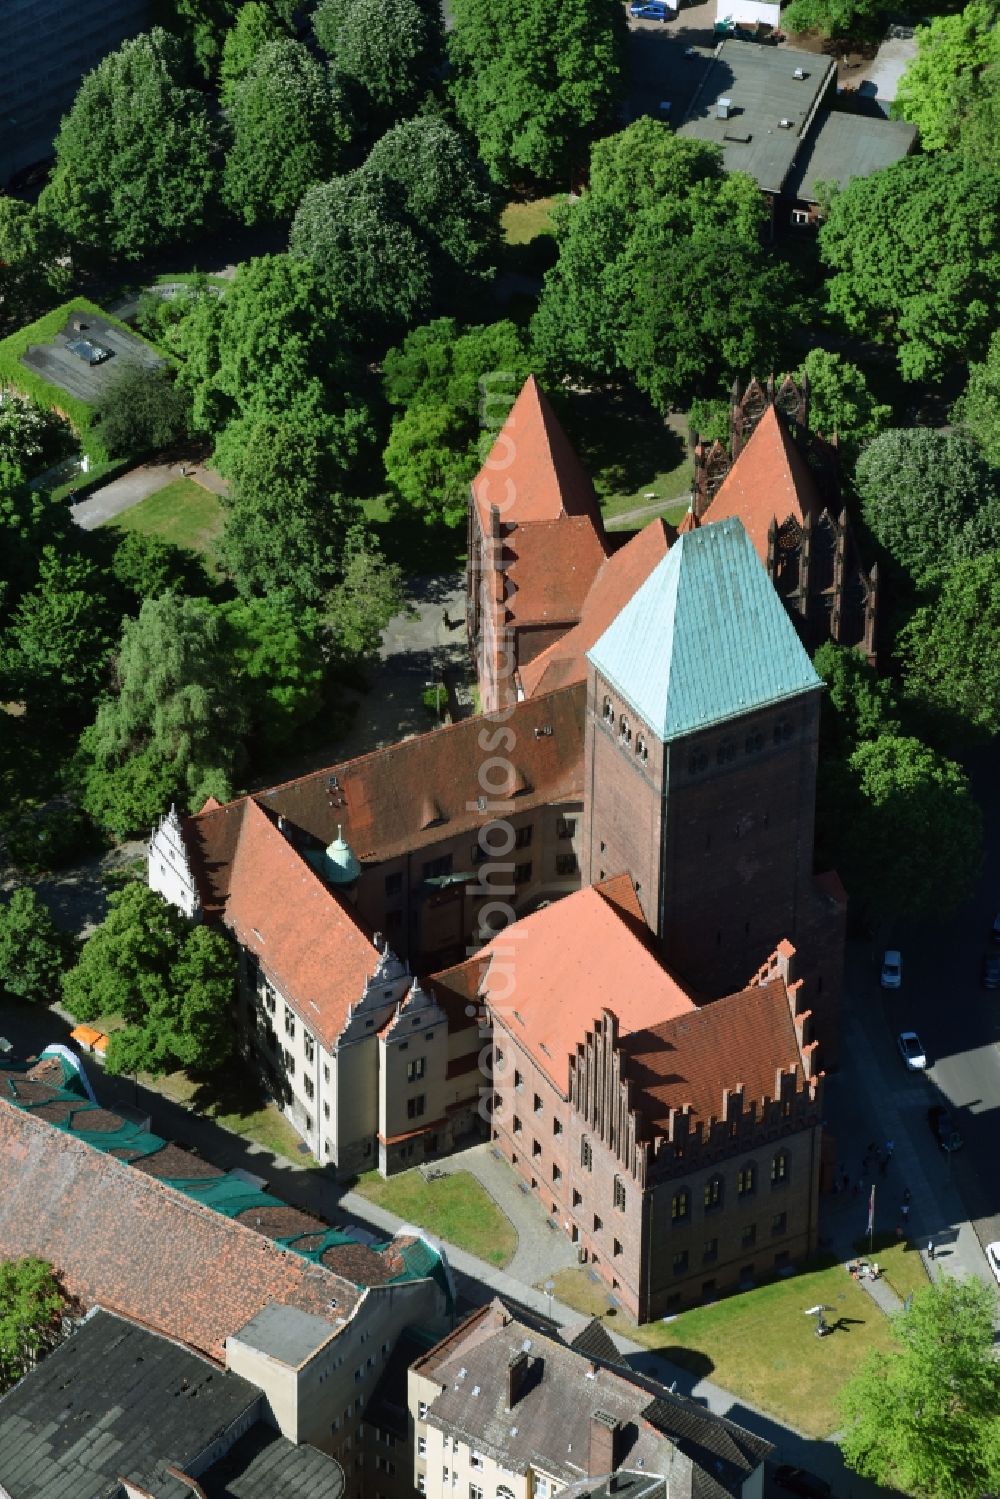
[472, 377, 603, 533]
[519, 521, 671, 698]
[619, 977, 805, 1134]
[223, 800, 381, 1051]
[437, 885, 696, 1094]
[592, 872, 648, 933]
[502, 517, 608, 627]
[701, 405, 823, 560]
[244, 685, 585, 865]
[0, 1098, 357, 1362]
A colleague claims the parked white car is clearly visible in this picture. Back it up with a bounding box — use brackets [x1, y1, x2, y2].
[897, 1030, 927, 1071]
[881, 950, 902, 989]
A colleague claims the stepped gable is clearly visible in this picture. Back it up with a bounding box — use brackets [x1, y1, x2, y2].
[251, 684, 586, 861]
[519, 520, 672, 698]
[587, 517, 822, 743]
[436, 883, 695, 1093]
[223, 799, 380, 1051]
[618, 976, 813, 1137]
[700, 404, 823, 560]
[0, 1097, 357, 1363]
[472, 375, 603, 532]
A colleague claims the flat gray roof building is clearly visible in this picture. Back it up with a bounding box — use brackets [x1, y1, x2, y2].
[786, 109, 917, 204]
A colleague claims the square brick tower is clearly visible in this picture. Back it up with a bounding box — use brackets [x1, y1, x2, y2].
[581, 517, 839, 1025]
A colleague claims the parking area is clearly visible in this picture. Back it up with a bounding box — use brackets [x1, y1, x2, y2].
[20, 311, 164, 405]
[624, 0, 734, 126]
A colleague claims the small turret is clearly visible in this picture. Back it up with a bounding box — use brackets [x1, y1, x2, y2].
[323, 825, 361, 887]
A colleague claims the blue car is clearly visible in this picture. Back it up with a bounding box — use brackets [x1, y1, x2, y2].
[630, 2, 671, 18]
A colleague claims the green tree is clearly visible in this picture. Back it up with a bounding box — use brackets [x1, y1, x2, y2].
[952, 329, 1000, 467]
[0, 200, 69, 324]
[840, 1278, 1000, 1499]
[104, 924, 235, 1076]
[219, 0, 285, 104]
[94, 362, 191, 459]
[898, 550, 1000, 741]
[315, 0, 442, 125]
[893, 1, 1000, 152]
[223, 39, 351, 225]
[62, 882, 186, 1023]
[382, 317, 532, 524]
[447, 0, 625, 186]
[0, 472, 74, 616]
[0, 889, 67, 1004]
[327, 525, 405, 657]
[819, 735, 982, 921]
[220, 595, 326, 746]
[219, 410, 361, 604]
[818, 154, 1000, 382]
[0, 395, 75, 479]
[813, 640, 901, 759]
[291, 171, 433, 337]
[0, 1259, 65, 1393]
[853, 428, 1000, 586]
[782, 0, 887, 42]
[40, 29, 220, 262]
[363, 118, 499, 286]
[155, 0, 241, 77]
[794, 349, 891, 451]
[533, 121, 789, 411]
[74, 595, 244, 836]
[111, 531, 207, 601]
[0, 549, 117, 722]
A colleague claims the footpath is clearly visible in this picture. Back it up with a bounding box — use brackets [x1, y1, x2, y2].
[70, 460, 227, 530]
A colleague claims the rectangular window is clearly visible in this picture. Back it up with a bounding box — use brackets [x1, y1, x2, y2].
[418, 1478, 427, 1494]
[772, 1212, 787, 1236]
[385, 872, 403, 897]
[263, 990, 275, 1014]
[407, 1095, 426, 1119]
[532, 1139, 542, 1158]
[304, 1034, 315, 1064]
[422, 854, 453, 880]
[556, 816, 576, 840]
[514, 824, 532, 848]
[470, 1487, 484, 1499]
[673, 1249, 689, 1276]
[515, 862, 533, 886]
[284, 1049, 295, 1077]
[470, 1452, 484, 1470]
[323, 1102, 330, 1119]
[553, 1118, 563, 1136]
[614, 1176, 626, 1211]
[512, 1115, 522, 1134]
[742, 1223, 757, 1249]
[581, 1137, 592, 1171]
[514, 1070, 524, 1093]
[323, 1063, 330, 1083]
[556, 854, 578, 876]
[417, 1437, 427, 1456]
[572, 1189, 582, 1207]
[593, 1213, 603, 1232]
[284, 1008, 296, 1039]
[552, 1163, 562, 1183]
[533, 1093, 543, 1114]
[703, 1238, 718, 1263]
[614, 1238, 623, 1256]
[407, 1057, 426, 1082]
[418, 1401, 428, 1418]
[304, 1076, 315, 1101]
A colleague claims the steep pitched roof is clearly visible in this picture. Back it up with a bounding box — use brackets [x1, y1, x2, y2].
[619, 977, 806, 1135]
[437, 885, 695, 1093]
[587, 518, 821, 743]
[224, 800, 380, 1051]
[701, 404, 823, 560]
[0, 1097, 358, 1363]
[472, 376, 602, 532]
[520, 521, 672, 698]
[503, 516, 609, 627]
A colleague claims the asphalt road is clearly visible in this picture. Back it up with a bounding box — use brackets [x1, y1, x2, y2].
[865, 746, 1000, 1253]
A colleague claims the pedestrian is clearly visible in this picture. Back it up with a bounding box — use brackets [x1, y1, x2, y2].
[901, 1202, 909, 1220]
[928, 1240, 935, 1261]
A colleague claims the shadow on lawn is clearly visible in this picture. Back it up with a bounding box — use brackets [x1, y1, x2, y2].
[562, 386, 688, 502]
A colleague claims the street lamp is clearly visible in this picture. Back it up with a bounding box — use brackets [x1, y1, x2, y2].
[544, 1279, 555, 1320]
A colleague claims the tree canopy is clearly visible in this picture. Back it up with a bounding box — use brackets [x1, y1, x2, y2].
[952, 329, 1000, 467]
[326, 525, 405, 658]
[314, 0, 443, 126]
[447, 0, 625, 186]
[0, 200, 69, 324]
[219, 0, 285, 104]
[382, 317, 533, 524]
[40, 29, 221, 261]
[532, 121, 790, 412]
[818, 153, 1000, 381]
[840, 1278, 1000, 1499]
[813, 641, 901, 760]
[782, 0, 886, 42]
[893, 1, 1000, 152]
[0, 889, 68, 1005]
[853, 428, 1000, 586]
[62, 883, 235, 1077]
[794, 349, 891, 451]
[898, 549, 1000, 741]
[223, 39, 351, 225]
[0, 1259, 66, 1395]
[220, 594, 326, 746]
[94, 362, 191, 459]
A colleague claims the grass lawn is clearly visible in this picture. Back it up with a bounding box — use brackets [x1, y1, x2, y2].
[546, 1257, 911, 1438]
[111, 477, 225, 557]
[560, 389, 695, 529]
[502, 197, 562, 245]
[854, 1233, 931, 1305]
[353, 1169, 517, 1268]
[146, 1067, 320, 1166]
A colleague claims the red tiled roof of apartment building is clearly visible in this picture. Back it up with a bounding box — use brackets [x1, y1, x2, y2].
[440, 884, 696, 1093]
[619, 976, 807, 1134]
[701, 404, 822, 560]
[518, 521, 672, 698]
[0, 1098, 357, 1363]
[224, 800, 381, 1050]
[501, 516, 609, 626]
[247, 684, 586, 863]
[472, 377, 603, 533]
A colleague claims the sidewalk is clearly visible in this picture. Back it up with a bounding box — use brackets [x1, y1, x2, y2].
[70, 460, 227, 530]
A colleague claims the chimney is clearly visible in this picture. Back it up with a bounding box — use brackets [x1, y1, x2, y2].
[589, 1410, 623, 1476]
[507, 1350, 530, 1409]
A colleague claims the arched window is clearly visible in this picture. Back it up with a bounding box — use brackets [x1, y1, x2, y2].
[773, 717, 794, 744]
[603, 695, 614, 722]
[636, 734, 648, 763]
[671, 1187, 690, 1221]
[771, 1150, 790, 1185]
[737, 1163, 756, 1196]
[619, 715, 631, 744]
[703, 1174, 723, 1211]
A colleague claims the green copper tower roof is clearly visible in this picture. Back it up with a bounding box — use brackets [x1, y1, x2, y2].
[587, 517, 821, 742]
